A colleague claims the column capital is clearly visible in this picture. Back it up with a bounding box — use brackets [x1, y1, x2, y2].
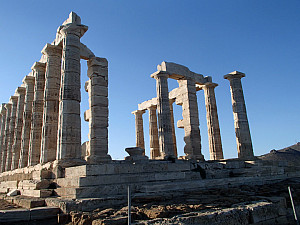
[9, 95, 18, 103]
[224, 71, 245, 80]
[4, 103, 12, 110]
[147, 105, 157, 111]
[197, 82, 218, 90]
[151, 71, 170, 79]
[16, 87, 26, 95]
[31, 62, 46, 73]
[41, 43, 62, 56]
[131, 110, 146, 115]
[22, 75, 35, 84]
[58, 23, 88, 38]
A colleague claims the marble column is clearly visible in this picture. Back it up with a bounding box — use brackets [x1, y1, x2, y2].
[132, 110, 146, 153]
[40, 44, 62, 163]
[56, 13, 88, 166]
[5, 95, 18, 171]
[177, 78, 204, 160]
[1, 103, 11, 172]
[28, 62, 46, 166]
[200, 82, 224, 160]
[11, 87, 26, 170]
[0, 105, 6, 169]
[19, 76, 35, 168]
[148, 106, 160, 159]
[151, 71, 175, 159]
[85, 57, 111, 163]
[169, 99, 177, 158]
[224, 71, 254, 159]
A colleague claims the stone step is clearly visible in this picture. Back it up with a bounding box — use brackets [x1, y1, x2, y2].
[0, 181, 18, 189]
[55, 170, 201, 188]
[64, 161, 192, 178]
[18, 179, 51, 190]
[20, 189, 53, 198]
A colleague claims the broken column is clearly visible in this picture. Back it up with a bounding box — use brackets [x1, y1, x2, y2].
[28, 62, 46, 166]
[177, 78, 204, 160]
[1, 103, 11, 172]
[84, 57, 111, 163]
[19, 76, 35, 168]
[132, 110, 146, 152]
[11, 87, 26, 170]
[169, 99, 177, 157]
[0, 105, 6, 169]
[5, 95, 18, 171]
[224, 71, 254, 159]
[40, 44, 62, 163]
[148, 106, 160, 159]
[56, 12, 87, 166]
[200, 82, 224, 160]
[151, 71, 175, 159]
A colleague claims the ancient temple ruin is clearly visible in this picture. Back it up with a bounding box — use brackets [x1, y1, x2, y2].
[0, 13, 299, 222]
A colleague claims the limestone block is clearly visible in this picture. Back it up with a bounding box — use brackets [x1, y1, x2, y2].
[90, 76, 108, 86]
[30, 207, 60, 220]
[7, 189, 18, 196]
[84, 109, 91, 121]
[60, 85, 81, 100]
[0, 208, 30, 222]
[90, 86, 108, 97]
[21, 189, 52, 198]
[59, 100, 80, 114]
[90, 96, 108, 107]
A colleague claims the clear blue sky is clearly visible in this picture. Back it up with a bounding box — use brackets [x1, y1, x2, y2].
[0, 1, 299, 160]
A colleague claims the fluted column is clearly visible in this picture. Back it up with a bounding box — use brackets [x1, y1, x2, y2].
[224, 71, 254, 159]
[0, 105, 7, 169]
[148, 106, 160, 159]
[56, 13, 88, 166]
[19, 76, 35, 168]
[28, 62, 46, 166]
[11, 87, 26, 170]
[169, 99, 177, 158]
[177, 78, 204, 160]
[132, 110, 146, 154]
[40, 44, 62, 163]
[200, 83, 223, 160]
[85, 57, 111, 163]
[1, 103, 11, 172]
[151, 72, 175, 159]
[5, 96, 18, 171]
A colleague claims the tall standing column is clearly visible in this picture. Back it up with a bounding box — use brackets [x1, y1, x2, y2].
[85, 57, 111, 163]
[5, 95, 18, 171]
[1, 103, 11, 172]
[56, 12, 88, 166]
[224, 71, 254, 159]
[148, 106, 160, 159]
[178, 78, 204, 160]
[0, 104, 7, 168]
[11, 87, 26, 170]
[169, 99, 177, 158]
[19, 76, 35, 168]
[151, 72, 175, 159]
[132, 110, 146, 153]
[28, 62, 46, 166]
[200, 83, 224, 160]
[40, 44, 62, 163]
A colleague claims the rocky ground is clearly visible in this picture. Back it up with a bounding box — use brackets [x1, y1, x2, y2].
[63, 178, 300, 225]
[0, 198, 21, 210]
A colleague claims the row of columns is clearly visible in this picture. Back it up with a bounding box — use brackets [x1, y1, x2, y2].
[133, 70, 254, 161]
[0, 12, 111, 173]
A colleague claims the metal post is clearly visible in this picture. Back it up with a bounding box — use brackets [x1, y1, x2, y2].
[128, 185, 131, 225]
[288, 186, 299, 225]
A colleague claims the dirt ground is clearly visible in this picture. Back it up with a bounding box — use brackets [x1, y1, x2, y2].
[0, 198, 21, 210]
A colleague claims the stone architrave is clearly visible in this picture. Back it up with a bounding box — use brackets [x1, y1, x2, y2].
[5, 96, 18, 171]
[200, 82, 224, 160]
[147, 105, 160, 159]
[84, 57, 112, 163]
[177, 78, 204, 160]
[11, 87, 26, 170]
[56, 12, 87, 166]
[132, 110, 146, 152]
[1, 103, 11, 172]
[28, 62, 46, 166]
[19, 76, 35, 168]
[169, 99, 177, 158]
[224, 71, 254, 159]
[151, 71, 175, 159]
[0, 104, 7, 168]
[40, 44, 62, 163]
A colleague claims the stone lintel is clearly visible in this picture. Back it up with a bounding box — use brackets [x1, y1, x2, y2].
[63, 12, 82, 26]
[80, 43, 95, 60]
[138, 98, 157, 111]
[224, 71, 245, 80]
